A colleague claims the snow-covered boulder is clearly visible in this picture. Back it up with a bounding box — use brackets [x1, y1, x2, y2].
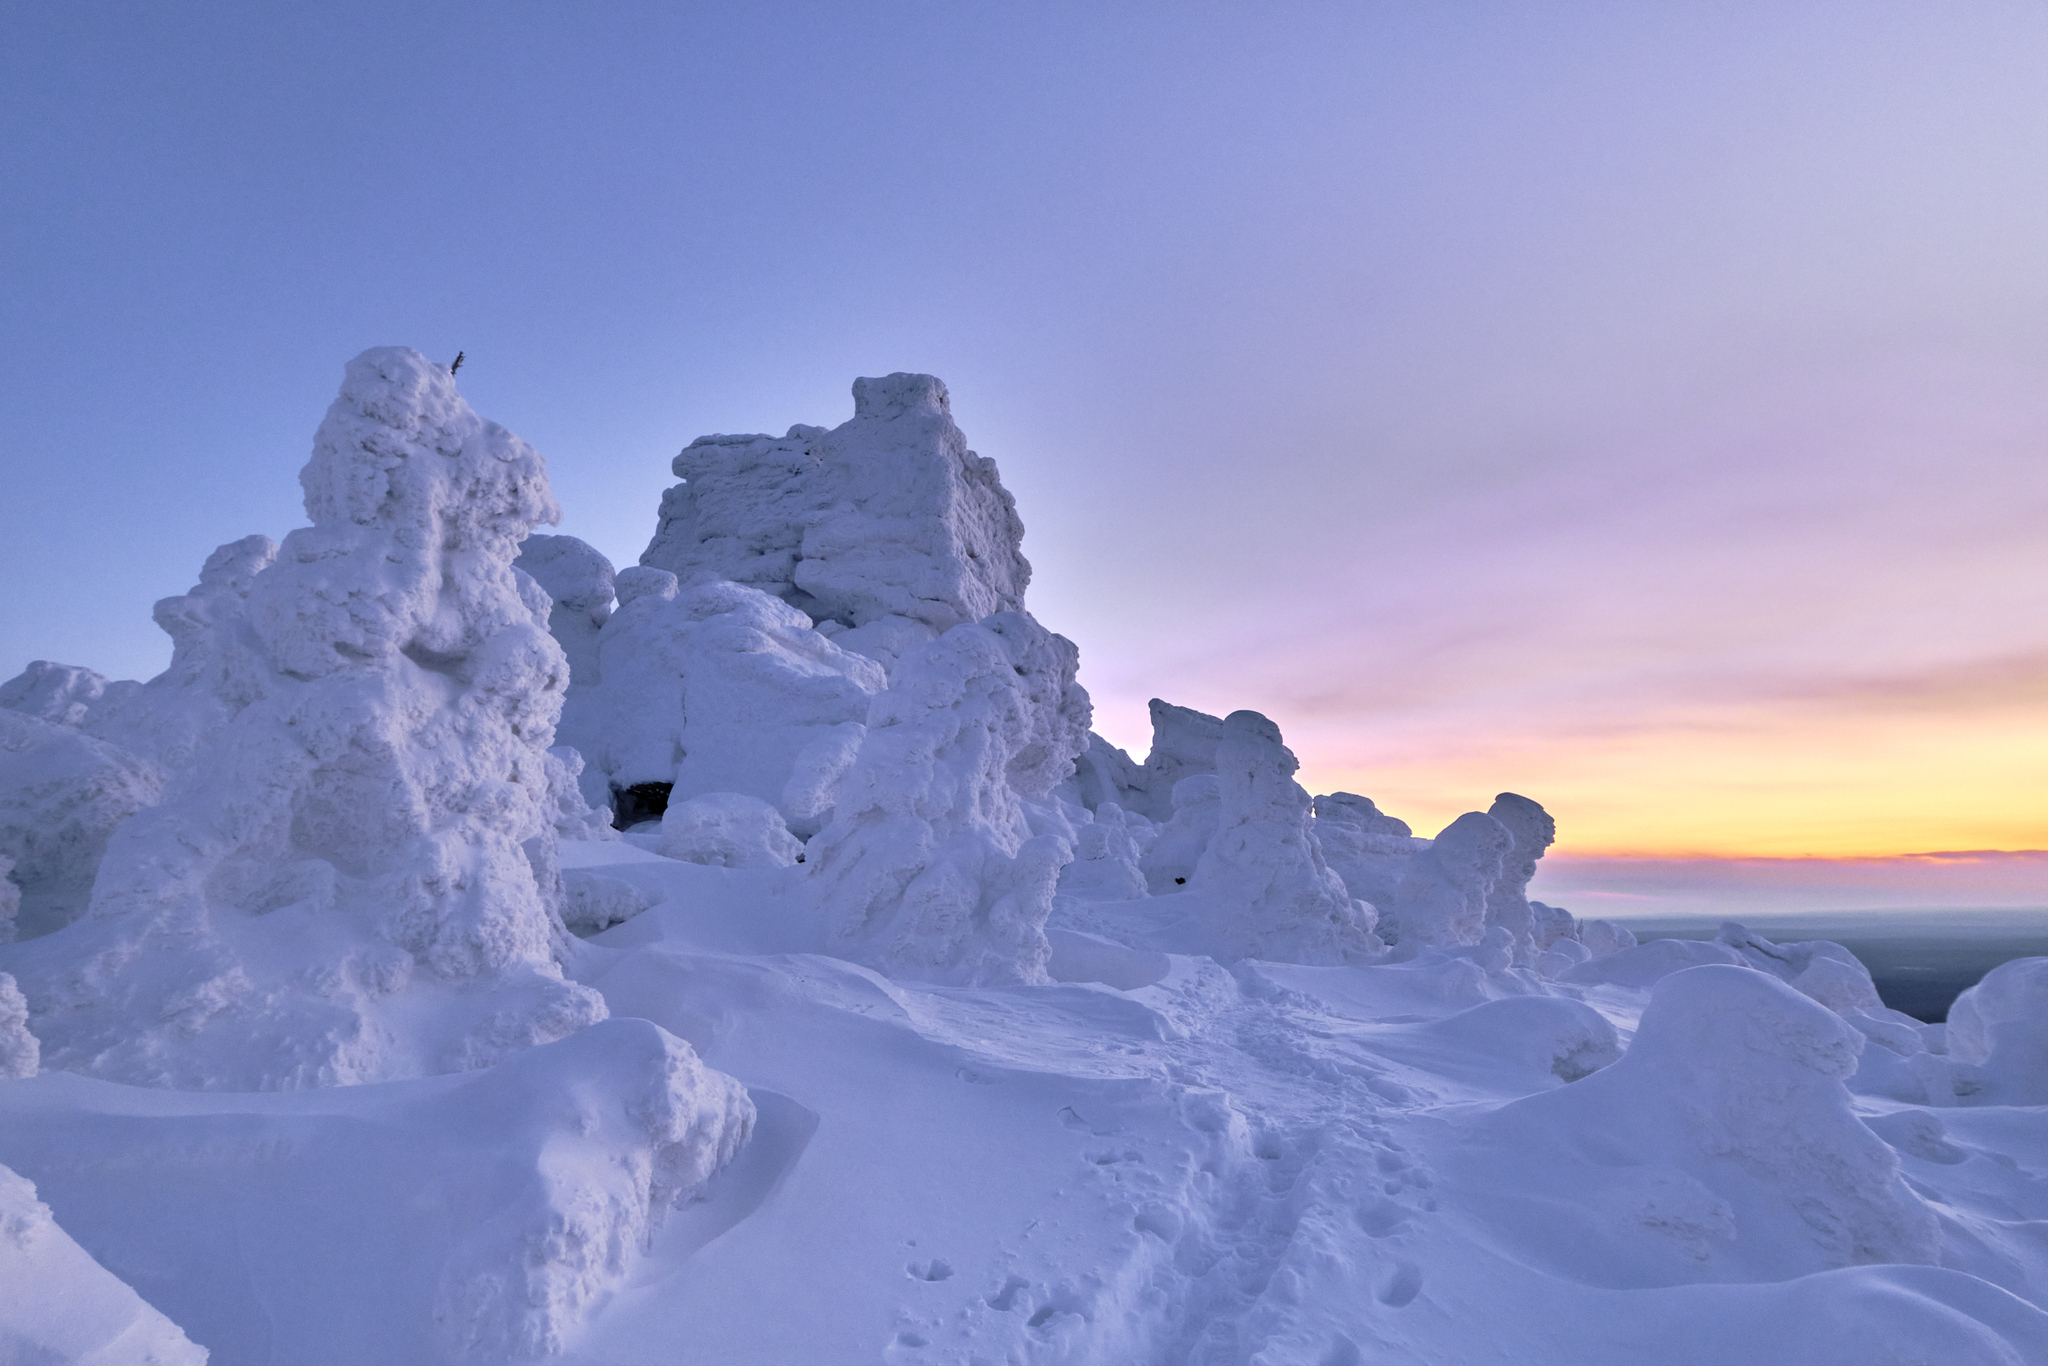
[562, 576, 886, 833]
[0, 1163, 208, 1365]
[0, 711, 164, 940]
[1194, 710, 1377, 964]
[1461, 964, 1940, 1282]
[1946, 957, 2048, 1105]
[641, 373, 1030, 644]
[1530, 898, 1577, 951]
[514, 532, 615, 685]
[1379, 810, 1514, 953]
[1483, 792, 1554, 962]
[2, 346, 608, 1089]
[812, 611, 1088, 985]
[0, 973, 36, 1078]
[1579, 916, 1638, 958]
[1713, 922, 1885, 1016]
[657, 792, 803, 869]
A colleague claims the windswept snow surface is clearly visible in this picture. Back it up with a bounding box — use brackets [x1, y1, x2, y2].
[6, 357, 2048, 1365]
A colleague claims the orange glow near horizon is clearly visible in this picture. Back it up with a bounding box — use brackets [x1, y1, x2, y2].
[1285, 697, 2048, 862]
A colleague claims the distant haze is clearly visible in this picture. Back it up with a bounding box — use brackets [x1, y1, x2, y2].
[5, 3, 2045, 877]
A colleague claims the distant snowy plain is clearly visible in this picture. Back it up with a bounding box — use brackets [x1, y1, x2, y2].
[3, 350, 2046, 1365]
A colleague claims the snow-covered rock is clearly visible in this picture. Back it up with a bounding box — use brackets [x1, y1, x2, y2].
[562, 577, 885, 833]
[1056, 801, 1148, 901]
[1946, 957, 2048, 1104]
[1129, 699, 1224, 822]
[658, 792, 803, 869]
[1379, 810, 1514, 953]
[1483, 792, 1554, 962]
[1139, 773, 1221, 893]
[514, 532, 615, 685]
[1311, 792, 1429, 908]
[0, 973, 37, 1079]
[2, 346, 607, 1089]
[1194, 711, 1377, 964]
[0, 1162, 208, 1365]
[812, 611, 1088, 985]
[0, 711, 164, 940]
[0, 660, 133, 729]
[641, 373, 1029, 640]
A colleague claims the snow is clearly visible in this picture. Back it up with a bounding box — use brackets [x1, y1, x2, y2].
[6, 352, 2048, 1364]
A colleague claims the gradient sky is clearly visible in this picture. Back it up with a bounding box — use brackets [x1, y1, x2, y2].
[5, 3, 2046, 890]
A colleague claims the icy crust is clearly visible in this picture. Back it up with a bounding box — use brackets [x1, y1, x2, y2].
[812, 610, 1090, 985]
[2, 348, 609, 1088]
[641, 373, 1030, 638]
[0, 1163, 208, 1366]
[0, 1019, 752, 1364]
[560, 573, 885, 830]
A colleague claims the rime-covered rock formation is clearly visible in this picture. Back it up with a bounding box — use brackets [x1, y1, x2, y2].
[1129, 699, 1224, 822]
[1379, 810, 1515, 952]
[641, 374, 1029, 660]
[563, 574, 885, 832]
[1484, 792, 1556, 963]
[0, 711, 164, 940]
[514, 532, 616, 685]
[1311, 791, 1429, 909]
[813, 611, 1089, 985]
[3, 347, 612, 1089]
[1194, 711, 1378, 964]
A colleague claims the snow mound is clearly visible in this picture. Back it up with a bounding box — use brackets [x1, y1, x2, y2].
[641, 373, 1029, 640]
[563, 576, 885, 833]
[812, 611, 1088, 985]
[0, 1018, 751, 1364]
[0, 1162, 208, 1366]
[1946, 957, 2048, 1104]
[1462, 964, 1940, 1283]
[1194, 710, 1377, 964]
[658, 792, 803, 869]
[0, 711, 164, 940]
[2, 346, 606, 1088]
[1380, 810, 1514, 952]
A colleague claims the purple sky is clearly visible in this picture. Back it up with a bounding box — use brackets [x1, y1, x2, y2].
[5, 4, 2045, 896]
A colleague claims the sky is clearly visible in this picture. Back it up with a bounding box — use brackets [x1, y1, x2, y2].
[4, 2, 2045, 906]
